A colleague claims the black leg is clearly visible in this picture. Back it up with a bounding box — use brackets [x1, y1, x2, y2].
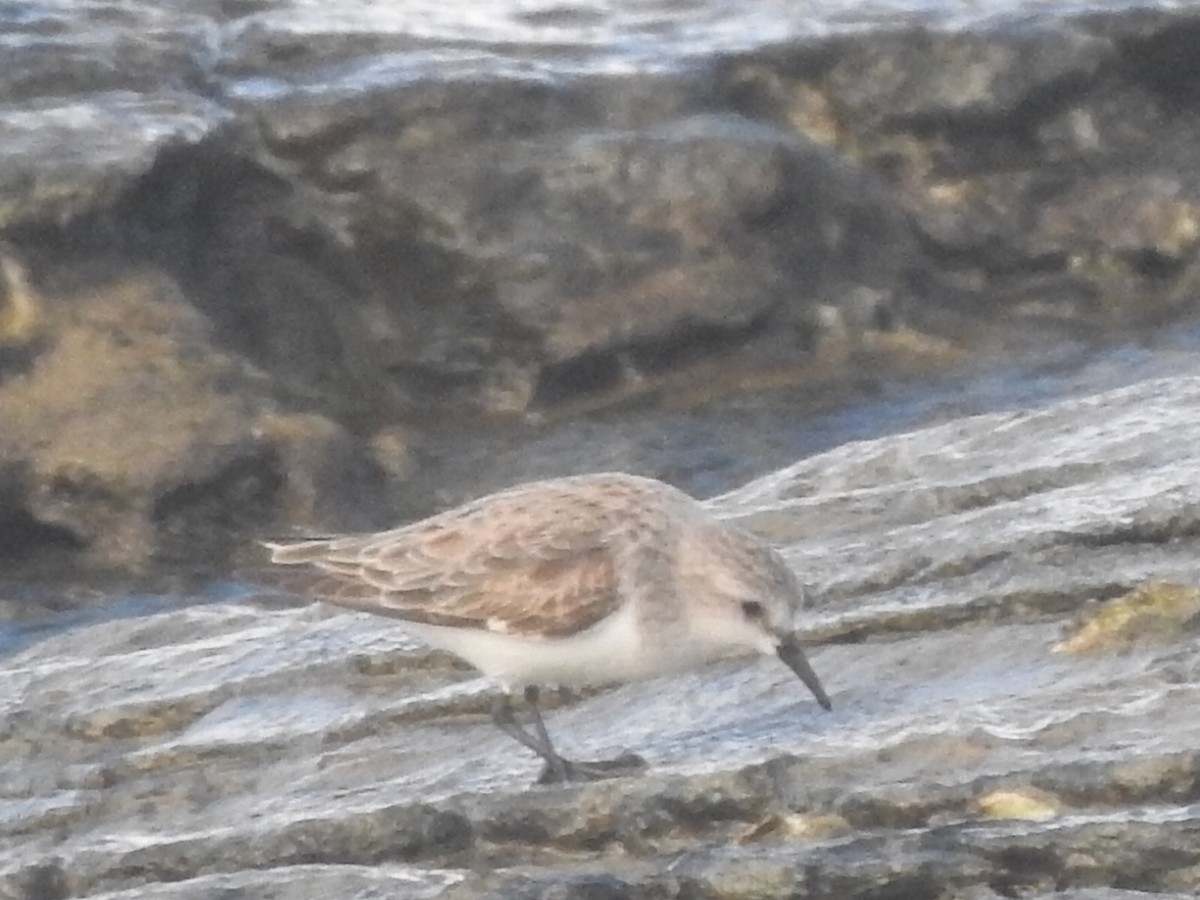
[523, 688, 559, 761]
[490, 687, 649, 785]
[490, 690, 569, 782]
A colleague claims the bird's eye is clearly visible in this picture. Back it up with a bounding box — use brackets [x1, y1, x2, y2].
[741, 600, 766, 620]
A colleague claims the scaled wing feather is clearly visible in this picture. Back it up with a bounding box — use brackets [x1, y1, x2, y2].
[270, 487, 632, 638]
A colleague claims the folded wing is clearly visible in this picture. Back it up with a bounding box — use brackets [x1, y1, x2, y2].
[266, 484, 633, 638]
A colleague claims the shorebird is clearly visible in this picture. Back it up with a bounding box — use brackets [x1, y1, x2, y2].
[266, 473, 831, 783]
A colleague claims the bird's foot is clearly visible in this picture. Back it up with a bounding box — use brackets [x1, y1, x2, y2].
[536, 751, 648, 785]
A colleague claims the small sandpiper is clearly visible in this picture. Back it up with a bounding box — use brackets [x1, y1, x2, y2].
[266, 473, 831, 783]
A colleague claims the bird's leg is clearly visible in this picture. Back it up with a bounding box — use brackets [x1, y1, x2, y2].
[492, 686, 649, 785]
[522, 686, 569, 780]
[490, 689, 570, 783]
[523, 686, 648, 784]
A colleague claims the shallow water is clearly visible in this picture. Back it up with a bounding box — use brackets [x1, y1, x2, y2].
[202, 0, 1188, 78]
[2, 0, 1180, 98]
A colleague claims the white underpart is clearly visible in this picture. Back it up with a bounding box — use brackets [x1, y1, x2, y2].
[400, 602, 760, 690]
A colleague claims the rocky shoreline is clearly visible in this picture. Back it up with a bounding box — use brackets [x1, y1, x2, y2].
[4, 374, 1200, 898]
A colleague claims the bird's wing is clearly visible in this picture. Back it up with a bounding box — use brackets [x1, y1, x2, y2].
[266, 483, 646, 638]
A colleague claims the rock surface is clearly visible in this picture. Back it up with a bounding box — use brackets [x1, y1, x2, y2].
[5, 2, 1200, 577]
[3, 374, 1199, 898]
[0, 258, 389, 581]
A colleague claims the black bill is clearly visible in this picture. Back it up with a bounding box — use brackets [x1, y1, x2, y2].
[776, 636, 833, 711]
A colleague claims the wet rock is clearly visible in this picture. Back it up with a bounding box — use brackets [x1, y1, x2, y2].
[75, 865, 461, 900]
[782, 11, 1200, 334]
[1055, 580, 1200, 654]
[0, 93, 225, 230]
[974, 788, 1061, 821]
[5, 374, 1200, 897]
[0, 249, 44, 357]
[96, 100, 909, 423]
[823, 26, 1108, 126]
[734, 810, 852, 842]
[439, 872, 638, 900]
[6, 2, 1200, 579]
[0, 259, 389, 583]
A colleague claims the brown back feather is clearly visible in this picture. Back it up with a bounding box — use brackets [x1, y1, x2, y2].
[264, 475, 678, 638]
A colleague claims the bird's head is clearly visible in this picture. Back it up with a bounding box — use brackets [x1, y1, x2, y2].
[677, 523, 832, 711]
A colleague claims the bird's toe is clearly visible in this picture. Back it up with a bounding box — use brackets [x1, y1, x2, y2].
[535, 752, 648, 785]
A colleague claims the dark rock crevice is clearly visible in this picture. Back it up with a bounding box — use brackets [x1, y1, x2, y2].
[0, 503, 87, 562]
